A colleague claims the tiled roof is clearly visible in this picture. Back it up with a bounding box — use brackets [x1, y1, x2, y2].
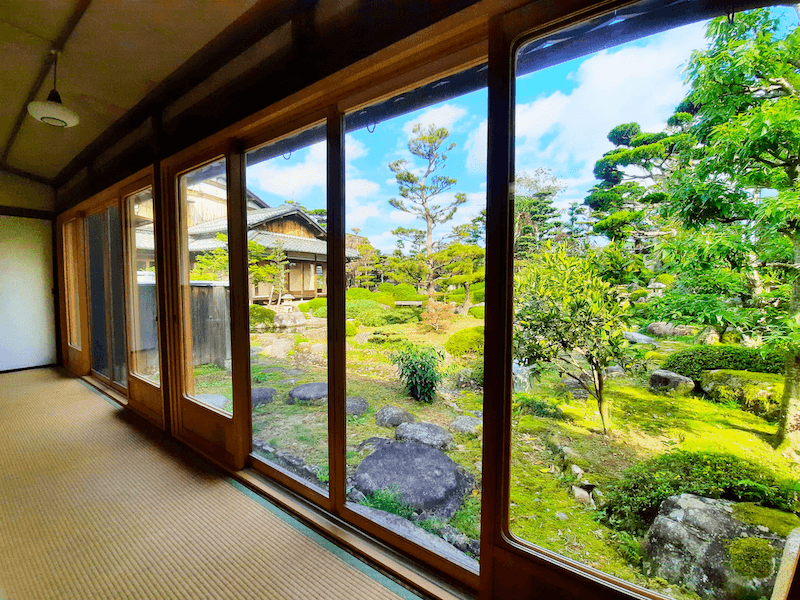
[186, 204, 324, 236]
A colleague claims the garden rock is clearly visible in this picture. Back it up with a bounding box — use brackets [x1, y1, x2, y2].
[269, 338, 294, 360]
[569, 464, 585, 478]
[624, 331, 656, 344]
[375, 405, 416, 428]
[273, 311, 307, 327]
[396, 422, 454, 451]
[555, 512, 569, 521]
[196, 394, 228, 410]
[559, 377, 589, 400]
[450, 416, 482, 436]
[251, 387, 276, 408]
[287, 382, 328, 405]
[650, 369, 694, 395]
[700, 370, 782, 421]
[250, 346, 263, 355]
[643, 494, 785, 600]
[352, 441, 473, 518]
[353, 505, 478, 571]
[646, 322, 698, 337]
[605, 365, 625, 378]
[346, 396, 369, 417]
[572, 485, 595, 508]
[310, 343, 326, 355]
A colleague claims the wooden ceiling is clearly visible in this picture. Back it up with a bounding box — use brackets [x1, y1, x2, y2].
[0, 0, 264, 184]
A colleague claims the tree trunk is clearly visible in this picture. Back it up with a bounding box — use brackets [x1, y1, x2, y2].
[462, 281, 472, 313]
[595, 368, 610, 434]
[426, 216, 435, 296]
[776, 231, 800, 449]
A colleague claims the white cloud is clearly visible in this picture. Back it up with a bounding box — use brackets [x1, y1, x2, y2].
[247, 141, 326, 203]
[403, 103, 468, 136]
[464, 120, 487, 173]
[346, 178, 380, 200]
[368, 231, 401, 254]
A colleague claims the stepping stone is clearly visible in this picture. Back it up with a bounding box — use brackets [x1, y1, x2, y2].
[346, 396, 369, 417]
[375, 405, 416, 428]
[352, 441, 473, 518]
[251, 387, 276, 408]
[287, 382, 328, 405]
[396, 422, 453, 450]
[450, 416, 482, 436]
[195, 394, 229, 410]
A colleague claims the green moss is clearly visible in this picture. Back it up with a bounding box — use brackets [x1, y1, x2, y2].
[701, 370, 784, 421]
[517, 414, 550, 434]
[733, 503, 800, 537]
[655, 273, 676, 286]
[726, 537, 777, 579]
[629, 289, 649, 301]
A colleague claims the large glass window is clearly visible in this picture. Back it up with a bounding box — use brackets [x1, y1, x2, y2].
[509, 6, 800, 600]
[179, 158, 233, 414]
[244, 123, 330, 492]
[86, 212, 108, 378]
[127, 187, 160, 383]
[343, 69, 487, 572]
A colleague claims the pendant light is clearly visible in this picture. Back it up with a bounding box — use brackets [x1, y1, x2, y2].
[27, 50, 80, 128]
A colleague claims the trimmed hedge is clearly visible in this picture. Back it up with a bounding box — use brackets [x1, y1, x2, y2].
[605, 451, 799, 532]
[346, 287, 375, 300]
[468, 306, 485, 319]
[249, 304, 275, 327]
[346, 299, 385, 320]
[345, 321, 359, 337]
[445, 326, 485, 357]
[661, 345, 785, 382]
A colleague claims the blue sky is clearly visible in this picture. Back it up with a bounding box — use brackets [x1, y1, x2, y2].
[245, 9, 796, 254]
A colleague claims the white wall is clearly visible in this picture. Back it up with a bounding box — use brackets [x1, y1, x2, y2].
[0, 172, 55, 211]
[0, 216, 56, 371]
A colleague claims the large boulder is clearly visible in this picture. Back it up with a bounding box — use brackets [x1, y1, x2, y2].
[450, 416, 482, 436]
[650, 369, 694, 395]
[646, 322, 698, 337]
[351, 441, 473, 518]
[346, 396, 369, 417]
[700, 370, 783, 421]
[375, 405, 416, 428]
[624, 331, 657, 345]
[643, 494, 785, 600]
[273, 311, 307, 328]
[395, 422, 454, 450]
[287, 382, 328, 405]
[251, 387, 276, 408]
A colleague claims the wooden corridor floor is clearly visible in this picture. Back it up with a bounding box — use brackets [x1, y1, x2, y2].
[0, 367, 418, 600]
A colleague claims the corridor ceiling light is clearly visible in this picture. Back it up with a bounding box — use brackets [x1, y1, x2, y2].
[27, 50, 80, 128]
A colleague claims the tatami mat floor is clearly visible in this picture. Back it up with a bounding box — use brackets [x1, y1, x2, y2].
[0, 367, 419, 600]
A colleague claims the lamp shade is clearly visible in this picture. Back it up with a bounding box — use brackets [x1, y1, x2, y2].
[28, 89, 79, 128]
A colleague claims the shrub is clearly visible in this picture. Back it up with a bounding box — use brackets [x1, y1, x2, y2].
[445, 326, 485, 357]
[468, 306, 485, 320]
[346, 287, 376, 300]
[392, 283, 419, 300]
[514, 393, 563, 419]
[298, 302, 311, 314]
[249, 304, 275, 327]
[604, 451, 799, 532]
[390, 343, 443, 403]
[369, 330, 403, 344]
[359, 309, 388, 327]
[314, 306, 328, 318]
[307, 297, 327, 313]
[385, 307, 420, 324]
[662, 345, 785, 382]
[378, 282, 397, 294]
[374, 293, 395, 307]
[346, 299, 385, 319]
[655, 273, 676, 286]
[345, 321, 359, 337]
[471, 286, 486, 304]
[629, 289, 648, 302]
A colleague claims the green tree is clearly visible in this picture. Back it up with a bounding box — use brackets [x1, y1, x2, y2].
[266, 240, 288, 306]
[436, 242, 485, 312]
[514, 168, 565, 261]
[514, 243, 630, 434]
[389, 124, 466, 294]
[189, 233, 230, 281]
[665, 8, 800, 448]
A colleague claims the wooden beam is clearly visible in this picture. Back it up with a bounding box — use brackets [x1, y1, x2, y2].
[1, 0, 93, 165]
[0, 205, 55, 221]
[0, 165, 54, 187]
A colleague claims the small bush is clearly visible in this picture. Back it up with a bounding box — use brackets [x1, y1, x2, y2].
[249, 304, 275, 327]
[346, 299, 385, 320]
[307, 297, 327, 312]
[314, 306, 328, 318]
[385, 307, 420, 324]
[346, 287, 376, 300]
[345, 321, 359, 337]
[629, 289, 649, 302]
[604, 451, 799, 532]
[468, 306, 485, 319]
[368, 330, 403, 344]
[655, 273, 675, 286]
[392, 283, 419, 300]
[390, 343, 443, 403]
[662, 345, 785, 382]
[445, 326, 485, 357]
[298, 302, 311, 314]
[378, 282, 397, 294]
[359, 485, 414, 519]
[514, 393, 563, 419]
[374, 293, 395, 307]
[359, 309, 388, 327]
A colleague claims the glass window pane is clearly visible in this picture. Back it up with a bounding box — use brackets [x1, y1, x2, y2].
[510, 6, 800, 600]
[180, 158, 233, 414]
[344, 67, 487, 573]
[245, 123, 329, 492]
[86, 212, 109, 378]
[128, 187, 160, 383]
[107, 206, 127, 388]
[63, 219, 81, 349]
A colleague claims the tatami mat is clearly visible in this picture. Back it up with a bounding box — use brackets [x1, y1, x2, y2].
[0, 368, 417, 600]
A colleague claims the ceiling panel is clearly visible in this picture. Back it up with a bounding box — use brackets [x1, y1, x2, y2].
[5, 0, 259, 179]
[0, 23, 50, 153]
[0, 0, 74, 45]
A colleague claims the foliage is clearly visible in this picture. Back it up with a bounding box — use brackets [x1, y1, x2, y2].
[445, 326, 485, 357]
[514, 243, 630, 433]
[604, 451, 799, 532]
[514, 168, 565, 260]
[595, 242, 653, 286]
[390, 343, 444, 403]
[389, 123, 466, 294]
[732, 502, 800, 537]
[313, 305, 328, 318]
[643, 291, 744, 334]
[359, 485, 414, 519]
[449, 495, 481, 540]
[249, 304, 275, 327]
[514, 393, 564, 419]
[345, 299, 385, 320]
[435, 242, 485, 311]
[468, 306, 485, 320]
[726, 538, 778, 579]
[345, 321, 359, 337]
[662, 345, 785, 382]
[346, 287, 376, 300]
[419, 299, 455, 332]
